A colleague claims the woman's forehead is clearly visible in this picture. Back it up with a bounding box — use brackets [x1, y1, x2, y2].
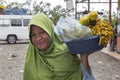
[31, 25, 44, 31]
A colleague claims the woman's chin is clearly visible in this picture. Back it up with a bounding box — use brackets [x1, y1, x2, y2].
[37, 45, 46, 51]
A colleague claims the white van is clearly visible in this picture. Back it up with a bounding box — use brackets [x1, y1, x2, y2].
[0, 15, 32, 44]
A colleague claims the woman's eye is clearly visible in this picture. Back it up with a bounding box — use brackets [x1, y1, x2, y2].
[39, 31, 46, 34]
[31, 30, 46, 38]
[31, 34, 36, 37]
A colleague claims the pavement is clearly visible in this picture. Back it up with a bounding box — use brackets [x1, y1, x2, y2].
[0, 43, 120, 80]
[101, 45, 120, 60]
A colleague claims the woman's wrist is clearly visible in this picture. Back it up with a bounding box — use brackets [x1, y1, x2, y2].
[80, 54, 90, 72]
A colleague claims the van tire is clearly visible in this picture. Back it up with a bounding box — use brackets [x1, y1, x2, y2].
[7, 35, 17, 44]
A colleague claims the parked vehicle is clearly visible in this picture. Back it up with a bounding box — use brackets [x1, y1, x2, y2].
[0, 15, 32, 44]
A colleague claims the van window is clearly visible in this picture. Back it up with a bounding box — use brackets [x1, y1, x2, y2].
[0, 19, 10, 27]
[23, 19, 30, 26]
[11, 19, 22, 26]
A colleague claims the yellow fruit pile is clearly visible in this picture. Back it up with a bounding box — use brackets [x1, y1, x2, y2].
[79, 11, 98, 26]
[79, 11, 114, 47]
[0, 5, 6, 10]
[88, 11, 98, 21]
[79, 16, 90, 26]
[90, 19, 114, 47]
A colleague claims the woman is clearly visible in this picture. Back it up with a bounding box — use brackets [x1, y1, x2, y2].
[23, 13, 95, 80]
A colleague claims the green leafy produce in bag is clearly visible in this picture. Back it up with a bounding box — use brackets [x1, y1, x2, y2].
[55, 16, 93, 42]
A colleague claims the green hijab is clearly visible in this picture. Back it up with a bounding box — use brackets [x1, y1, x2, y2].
[23, 13, 82, 80]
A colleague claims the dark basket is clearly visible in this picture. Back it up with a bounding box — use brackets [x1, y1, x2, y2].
[65, 36, 104, 54]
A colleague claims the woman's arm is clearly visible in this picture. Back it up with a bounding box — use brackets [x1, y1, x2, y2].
[80, 54, 90, 72]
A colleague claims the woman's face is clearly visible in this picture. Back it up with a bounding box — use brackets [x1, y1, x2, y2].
[31, 25, 51, 51]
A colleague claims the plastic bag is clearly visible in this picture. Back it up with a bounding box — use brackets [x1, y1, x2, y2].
[55, 16, 93, 42]
[80, 63, 96, 80]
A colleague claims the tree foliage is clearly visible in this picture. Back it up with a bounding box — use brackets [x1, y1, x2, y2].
[101, 11, 117, 26]
[3, 1, 117, 26]
[30, 1, 70, 25]
[3, 1, 71, 25]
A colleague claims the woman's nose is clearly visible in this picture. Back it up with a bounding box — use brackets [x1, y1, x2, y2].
[36, 35, 42, 41]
